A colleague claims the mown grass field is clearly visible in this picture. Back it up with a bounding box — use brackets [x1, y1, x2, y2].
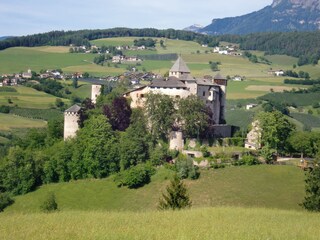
[6, 165, 305, 213]
[0, 113, 46, 130]
[0, 85, 70, 109]
[1, 207, 319, 240]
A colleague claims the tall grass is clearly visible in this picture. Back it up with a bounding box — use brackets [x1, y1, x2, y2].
[1, 207, 319, 240]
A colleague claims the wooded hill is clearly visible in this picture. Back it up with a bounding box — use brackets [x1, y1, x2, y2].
[218, 31, 320, 65]
[1, 28, 320, 66]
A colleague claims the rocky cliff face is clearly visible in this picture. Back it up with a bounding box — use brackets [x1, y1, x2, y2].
[199, 0, 320, 35]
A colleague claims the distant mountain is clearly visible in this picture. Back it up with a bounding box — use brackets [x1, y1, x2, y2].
[183, 24, 203, 33]
[199, 0, 320, 35]
[0, 36, 14, 41]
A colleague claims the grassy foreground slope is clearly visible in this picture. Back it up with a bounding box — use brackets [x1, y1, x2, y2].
[1, 207, 320, 240]
[6, 165, 305, 213]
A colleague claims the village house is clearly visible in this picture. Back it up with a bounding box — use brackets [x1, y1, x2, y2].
[268, 69, 284, 76]
[232, 75, 243, 81]
[246, 103, 258, 110]
[22, 69, 32, 79]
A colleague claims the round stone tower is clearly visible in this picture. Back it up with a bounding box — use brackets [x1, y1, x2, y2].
[169, 131, 184, 151]
[91, 84, 102, 104]
[64, 104, 81, 140]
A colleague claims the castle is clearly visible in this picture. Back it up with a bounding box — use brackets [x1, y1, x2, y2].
[64, 57, 231, 144]
[124, 57, 227, 124]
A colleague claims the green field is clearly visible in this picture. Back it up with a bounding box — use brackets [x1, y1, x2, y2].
[226, 109, 255, 129]
[6, 165, 305, 213]
[0, 85, 70, 109]
[1, 37, 320, 99]
[0, 113, 47, 130]
[1, 207, 319, 240]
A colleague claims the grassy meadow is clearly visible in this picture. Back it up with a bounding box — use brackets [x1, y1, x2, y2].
[0, 85, 70, 109]
[1, 207, 320, 240]
[0, 113, 46, 131]
[0, 165, 316, 240]
[6, 165, 305, 213]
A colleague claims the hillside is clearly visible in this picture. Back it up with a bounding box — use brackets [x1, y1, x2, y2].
[200, 0, 320, 34]
[1, 207, 320, 240]
[5, 165, 305, 213]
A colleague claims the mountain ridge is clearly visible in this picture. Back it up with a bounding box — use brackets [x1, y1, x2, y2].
[198, 0, 320, 35]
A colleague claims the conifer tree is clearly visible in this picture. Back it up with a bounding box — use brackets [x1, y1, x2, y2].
[158, 174, 192, 210]
[40, 192, 58, 212]
[302, 159, 320, 212]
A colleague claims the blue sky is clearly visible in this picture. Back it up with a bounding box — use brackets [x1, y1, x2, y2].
[0, 0, 272, 36]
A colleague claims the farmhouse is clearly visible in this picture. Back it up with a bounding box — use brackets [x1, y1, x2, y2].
[124, 56, 227, 125]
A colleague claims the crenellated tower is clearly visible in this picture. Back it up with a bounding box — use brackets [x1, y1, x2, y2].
[64, 104, 81, 140]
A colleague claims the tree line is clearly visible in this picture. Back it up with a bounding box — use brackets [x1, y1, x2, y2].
[1, 28, 320, 66]
[0, 28, 218, 51]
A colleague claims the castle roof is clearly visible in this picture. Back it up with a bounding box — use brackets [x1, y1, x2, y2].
[170, 56, 190, 73]
[214, 73, 227, 80]
[197, 78, 219, 87]
[150, 77, 187, 88]
[65, 104, 81, 113]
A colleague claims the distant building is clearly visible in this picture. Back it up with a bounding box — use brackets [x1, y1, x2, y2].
[246, 104, 258, 110]
[22, 69, 32, 79]
[233, 75, 243, 81]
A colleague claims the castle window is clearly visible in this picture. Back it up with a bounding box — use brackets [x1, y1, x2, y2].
[203, 91, 205, 96]
[140, 94, 144, 98]
[176, 95, 180, 98]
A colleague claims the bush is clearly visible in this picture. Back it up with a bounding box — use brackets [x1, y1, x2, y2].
[175, 155, 199, 180]
[0, 192, 14, 212]
[233, 155, 260, 166]
[200, 145, 210, 158]
[115, 164, 155, 189]
[40, 192, 58, 212]
[242, 155, 260, 165]
[0, 105, 10, 114]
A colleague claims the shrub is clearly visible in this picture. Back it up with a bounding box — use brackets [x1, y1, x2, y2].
[200, 145, 210, 158]
[115, 164, 155, 189]
[0, 105, 10, 114]
[175, 155, 199, 180]
[242, 155, 260, 165]
[0, 192, 14, 212]
[233, 155, 260, 166]
[40, 192, 58, 212]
